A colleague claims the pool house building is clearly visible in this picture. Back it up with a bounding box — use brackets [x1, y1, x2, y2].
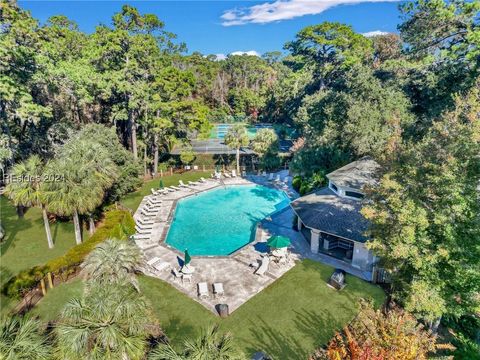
[291, 157, 380, 273]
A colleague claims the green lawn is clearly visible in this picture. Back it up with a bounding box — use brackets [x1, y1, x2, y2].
[33, 260, 385, 359]
[31, 279, 84, 321]
[0, 171, 208, 313]
[0, 171, 208, 279]
[0, 196, 84, 280]
[2, 170, 385, 358]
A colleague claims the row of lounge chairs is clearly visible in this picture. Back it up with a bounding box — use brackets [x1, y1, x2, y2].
[263, 172, 290, 185]
[133, 193, 163, 241]
[198, 282, 224, 299]
[150, 177, 209, 196]
[211, 170, 238, 179]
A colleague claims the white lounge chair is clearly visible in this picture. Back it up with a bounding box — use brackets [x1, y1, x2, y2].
[182, 273, 192, 283]
[141, 206, 159, 213]
[163, 187, 176, 193]
[139, 212, 156, 219]
[136, 222, 153, 229]
[143, 206, 160, 213]
[132, 234, 151, 240]
[188, 180, 200, 186]
[153, 262, 170, 272]
[145, 199, 162, 207]
[140, 208, 156, 214]
[147, 257, 161, 266]
[136, 217, 154, 224]
[135, 228, 152, 235]
[136, 224, 153, 232]
[179, 180, 189, 188]
[274, 174, 281, 182]
[170, 185, 182, 191]
[223, 171, 231, 178]
[231, 170, 237, 177]
[213, 283, 224, 298]
[198, 282, 209, 298]
[199, 177, 207, 183]
[146, 195, 163, 202]
[150, 188, 164, 196]
[262, 171, 267, 177]
[139, 210, 156, 216]
[255, 256, 270, 276]
[268, 173, 274, 181]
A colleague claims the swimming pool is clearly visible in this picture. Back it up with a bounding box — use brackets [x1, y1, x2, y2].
[165, 185, 290, 256]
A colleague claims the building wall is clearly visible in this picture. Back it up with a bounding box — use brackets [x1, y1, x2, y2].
[351, 242, 375, 271]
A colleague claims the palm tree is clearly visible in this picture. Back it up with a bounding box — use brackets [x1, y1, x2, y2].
[55, 284, 150, 360]
[0, 315, 51, 359]
[224, 124, 249, 175]
[81, 238, 143, 291]
[149, 325, 243, 360]
[4, 156, 54, 248]
[44, 138, 117, 245]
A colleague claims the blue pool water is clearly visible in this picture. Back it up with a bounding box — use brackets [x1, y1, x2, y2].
[165, 185, 290, 255]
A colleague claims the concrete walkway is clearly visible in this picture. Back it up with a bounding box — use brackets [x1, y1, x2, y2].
[132, 171, 371, 316]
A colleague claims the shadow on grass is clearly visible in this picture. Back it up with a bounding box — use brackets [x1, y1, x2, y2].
[0, 202, 34, 255]
[242, 307, 336, 360]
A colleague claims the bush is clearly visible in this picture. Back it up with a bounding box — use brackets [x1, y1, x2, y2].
[292, 175, 302, 191]
[299, 183, 313, 196]
[293, 171, 326, 195]
[3, 210, 135, 298]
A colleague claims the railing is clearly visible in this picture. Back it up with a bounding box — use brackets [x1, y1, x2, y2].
[372, 266, 391, 284]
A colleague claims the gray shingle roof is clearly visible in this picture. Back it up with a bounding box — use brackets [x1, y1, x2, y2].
[290, 187, 370, 243]
[326, 156, 380, 190]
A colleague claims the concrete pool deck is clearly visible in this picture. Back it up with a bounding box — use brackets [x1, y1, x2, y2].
[133, 171, 370, 315]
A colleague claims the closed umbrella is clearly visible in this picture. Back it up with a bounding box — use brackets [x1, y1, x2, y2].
[159, 179, 164, 189]
[184, 249, 191, 266]
[182, 249, 195, 274]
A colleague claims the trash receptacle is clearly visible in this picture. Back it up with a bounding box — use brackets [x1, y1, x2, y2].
[217, 303, 229, 318]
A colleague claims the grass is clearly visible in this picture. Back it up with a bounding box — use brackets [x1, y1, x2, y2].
[0, 171, 208, 313]
[0, 196, 84, 280]
[34, 260, 384, 359]
[142, 260, 385, 359]
[3, 170, 385, 358]
[31, 279, 84, 320]
[0, 171, 208, 278]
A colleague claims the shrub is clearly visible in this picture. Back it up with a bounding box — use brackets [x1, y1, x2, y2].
[292, 175, 302, 191]
[180, 146, 195, 165]
[299, 183, 312, 196]
[3, 210, 135, 298]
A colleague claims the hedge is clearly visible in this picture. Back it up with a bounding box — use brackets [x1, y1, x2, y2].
[3, 209, 135, 297]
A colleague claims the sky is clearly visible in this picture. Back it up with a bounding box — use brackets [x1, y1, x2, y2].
[19, 0, 403, 57]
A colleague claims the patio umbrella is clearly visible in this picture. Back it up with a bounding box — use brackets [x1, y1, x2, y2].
[184, 249, 191, 266]
[267, 235, 291, 249]
[159, 179, 164, 189]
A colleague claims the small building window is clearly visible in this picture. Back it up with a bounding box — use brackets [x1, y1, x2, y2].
[345, 191, 364, 199]
[330, 182, 338, 193]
